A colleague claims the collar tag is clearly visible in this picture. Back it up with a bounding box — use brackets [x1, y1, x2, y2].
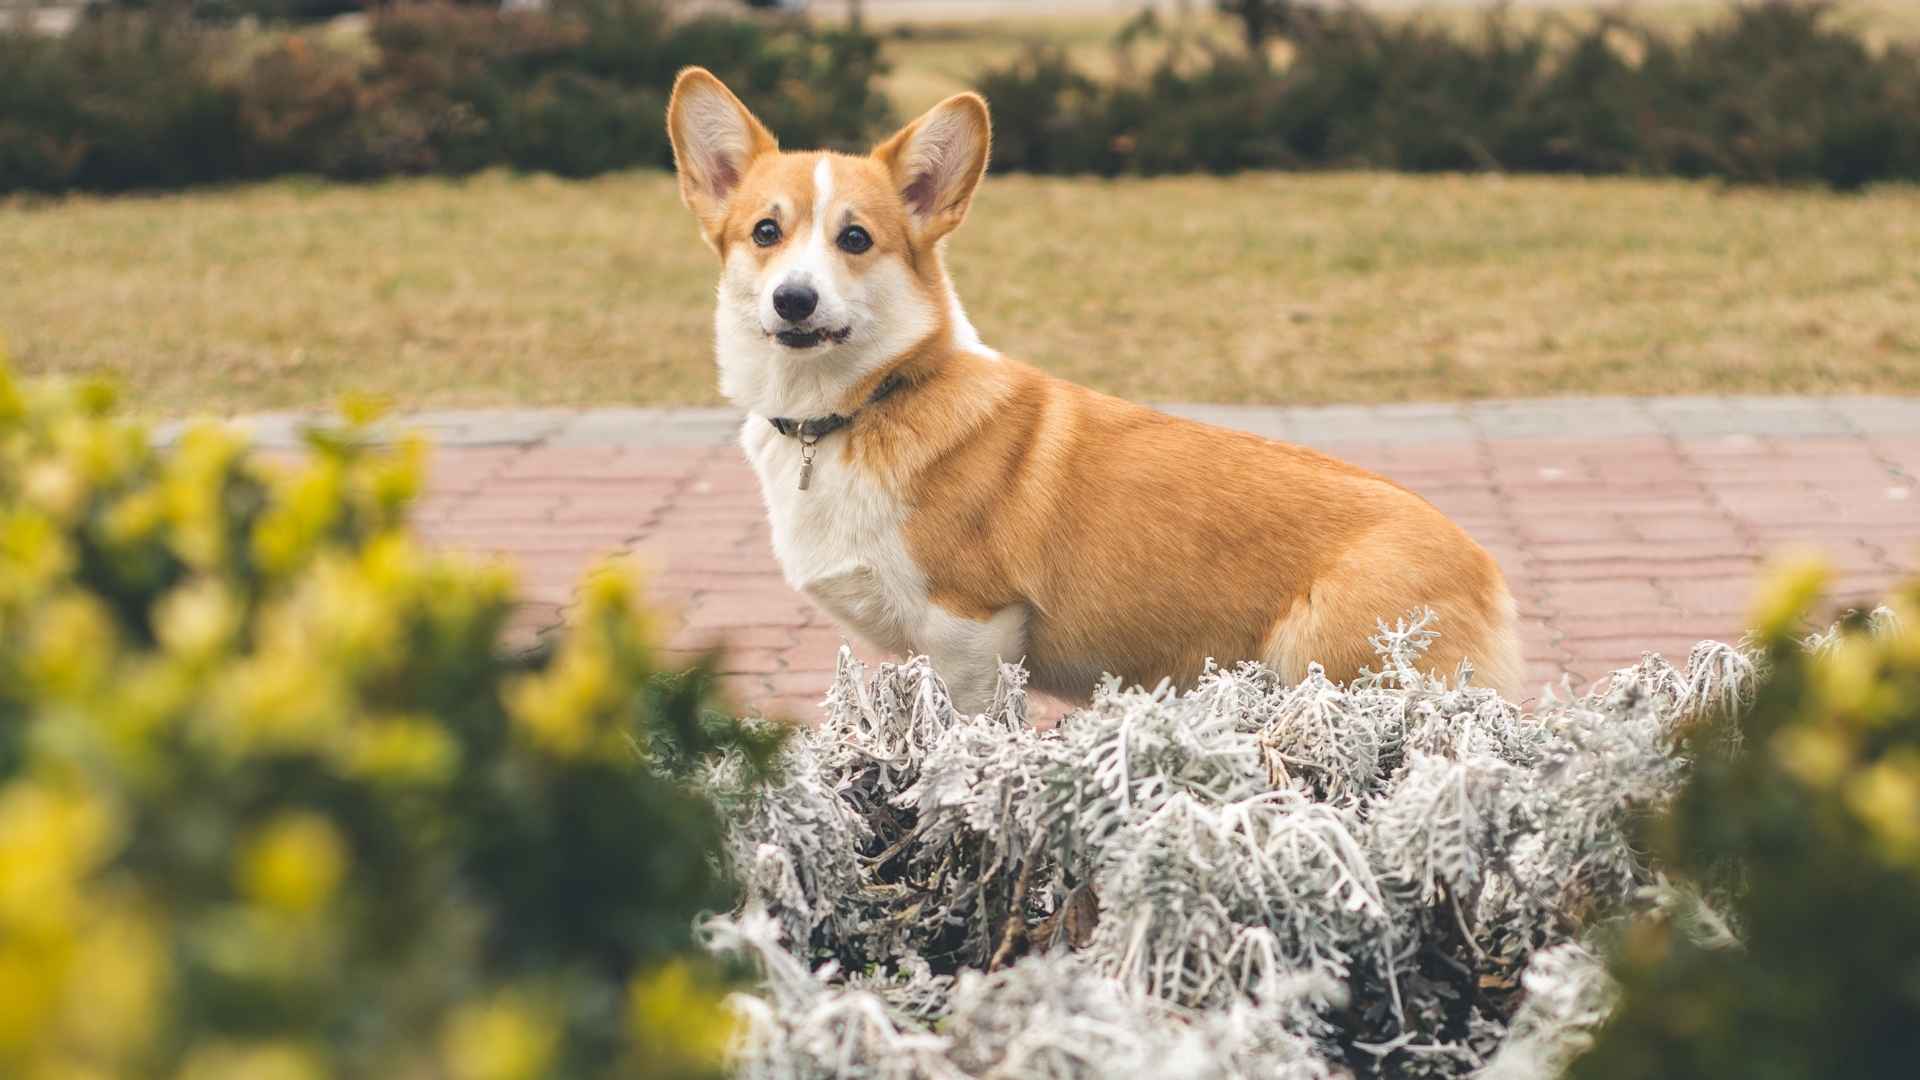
[766, 372, 909, 494]
[797, 435, 819, 491]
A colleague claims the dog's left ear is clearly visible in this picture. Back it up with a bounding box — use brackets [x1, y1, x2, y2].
[873, 93, 991, 246]
[667, 67, 778, 249]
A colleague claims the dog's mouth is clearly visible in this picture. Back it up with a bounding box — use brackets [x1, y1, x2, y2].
[773, 326, 853, 350]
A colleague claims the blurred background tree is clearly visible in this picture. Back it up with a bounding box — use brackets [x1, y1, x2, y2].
[1217, 0, 1303, 52]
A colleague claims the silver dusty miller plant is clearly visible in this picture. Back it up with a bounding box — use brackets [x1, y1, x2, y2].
[699, 608, 1811, 1079]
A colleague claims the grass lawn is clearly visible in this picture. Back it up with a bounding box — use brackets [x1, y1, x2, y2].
[4, 2, 1919, 414]
[4, 169, 1916, 414]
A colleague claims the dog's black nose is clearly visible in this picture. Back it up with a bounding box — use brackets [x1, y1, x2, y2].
[772, 283, 818, 323]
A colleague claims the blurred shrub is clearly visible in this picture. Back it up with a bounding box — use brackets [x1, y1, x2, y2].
[0, 352, 780, 1076]
[0, 14, 245, 192]
[0, 0, 890, 192]
[1571, 564, 1920, 1078]
[6, 1, 1910, 191]
[983, 1, 1920, 188]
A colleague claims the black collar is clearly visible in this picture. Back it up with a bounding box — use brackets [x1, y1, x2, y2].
[767, 371, 908, 442]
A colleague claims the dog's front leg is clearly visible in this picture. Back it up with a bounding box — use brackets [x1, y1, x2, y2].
[916, 603, 1028, 716]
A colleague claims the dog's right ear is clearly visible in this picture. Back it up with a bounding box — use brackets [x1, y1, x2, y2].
[666, 68, 778, 248]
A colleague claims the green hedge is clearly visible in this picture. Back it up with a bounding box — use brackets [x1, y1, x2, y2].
[0, 352, 779, 1076]
[983, 1, 1920, 189]
[0, 0, 889, 192]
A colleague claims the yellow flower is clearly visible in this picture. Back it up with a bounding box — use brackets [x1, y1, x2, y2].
[204, 646, 348, 757]
[363, 436, 426, 518]
[237, 813, 348, 918]
[53, 411, 144, 486]
[177, 1041, 328, 1080]
[288, 556, 401, 667]
[161, 425, 247, 567]
[580, 561, 638, 616]
[1845, 753, 1920, 863]
[72, 379, 117, 419]
[100, 488, 165, 547]
[0, 942, 56, 1058]
[507, 648, 612, 759]
[60, 897, 167, 1065]
[337, 392, 393, 428]
[347, 716, 459, 787]
[628, 961, 734, 1071]
[155, 579, 241, 662]
[576, 560, 658, 646]
[1749, 553, 1829, 642]
[22, 593, 117, 700]
[421, 559, 517, 637]
[1811, 634, 1894, 724]
[0, 349, 22, 422]
[441, 995, 559, 1080]
[250, 459, 344, 577]
[22, 460, 86, 523]
[0, 511, 75, 596]
[0, 780, 118, 939]
[1886, 595, 1919, 667]
[1771, 724, 1854, 790]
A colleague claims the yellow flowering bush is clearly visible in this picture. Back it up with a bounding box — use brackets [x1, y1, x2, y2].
[1573, 563, 1920, 1079]
[0, 359, 777, 1078]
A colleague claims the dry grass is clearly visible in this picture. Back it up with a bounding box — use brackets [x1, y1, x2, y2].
[4, 169, 1917, 414]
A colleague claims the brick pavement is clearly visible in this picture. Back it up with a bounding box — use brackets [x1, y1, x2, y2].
[176, 396, 1920, 717]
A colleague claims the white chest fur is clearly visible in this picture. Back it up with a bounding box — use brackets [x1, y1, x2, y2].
[740, 420, 928, 654]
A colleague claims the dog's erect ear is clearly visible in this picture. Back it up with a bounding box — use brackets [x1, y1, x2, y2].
[666, 67, 777, 245]
[872, 92, 991, 246]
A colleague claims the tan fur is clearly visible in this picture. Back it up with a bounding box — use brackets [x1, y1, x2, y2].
[852, 353, 1524, 698]
[667, 68, 1526, 703]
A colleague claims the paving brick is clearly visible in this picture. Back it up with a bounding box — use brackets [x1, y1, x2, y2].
[1564, 632, 1734, 657]
[375, 401, 1920, 714]
[1830, 398, 1920, 435]
[1558, 613, 1747, 643]
[764, 670, 839, 697]
[501, 602, 566, 651]
[1475, 400, 1661, 439]
[1536, 557, 1760, 582]
[668, 624, 788, 651]
[1526, 539, 1747, 564]
[429, 495, 567, 524]
[1660, 578, 1755, 616]
[651, 505, 773, 527]
[1627, 515, 1748, 542]
[707, 647, 788, 676]
[1520, 496, 1723, 520]
[1536, 580, 1672, 615]
[681, 592, 816, 629]
[418, 524, 639, 551]
[715, 673, 776, 704]
[1518, 653, 1564, 681]
[1515, 515, 1638, 542]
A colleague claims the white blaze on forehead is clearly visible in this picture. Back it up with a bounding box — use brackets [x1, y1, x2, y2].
[811, 156, 835, 248]
[762, 154, 841, 322]
[770, 155, 838, 293]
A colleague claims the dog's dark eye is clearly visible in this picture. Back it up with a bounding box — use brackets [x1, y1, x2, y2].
[837, 225, 873, 254]
[752, 219, 782, 247]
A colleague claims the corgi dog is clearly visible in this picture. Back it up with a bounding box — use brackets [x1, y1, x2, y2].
[666, 67, 1525, 713]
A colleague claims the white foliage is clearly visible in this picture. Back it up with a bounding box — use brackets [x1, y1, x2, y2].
[1474, 944, 1617, 1080]
[706, 620, 1777, 1079]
